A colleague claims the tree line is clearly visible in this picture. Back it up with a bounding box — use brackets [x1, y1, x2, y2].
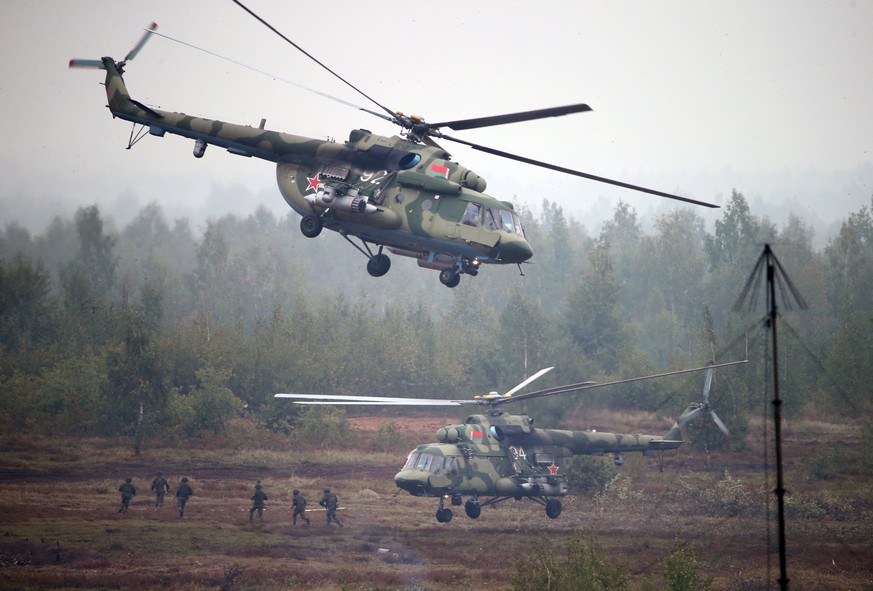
[1, 191, 871, 451]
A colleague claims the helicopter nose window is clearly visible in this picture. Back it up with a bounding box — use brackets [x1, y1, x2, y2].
[513, 212, 527, 238]
[499, 210, 516, 234]
[403, 452, 420, 470]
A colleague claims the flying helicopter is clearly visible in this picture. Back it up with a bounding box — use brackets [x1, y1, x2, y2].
[276, 360, 746, 523]
[70, 11, 718, 288]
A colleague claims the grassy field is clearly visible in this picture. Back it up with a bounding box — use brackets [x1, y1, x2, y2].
[0, 411, 870, 590]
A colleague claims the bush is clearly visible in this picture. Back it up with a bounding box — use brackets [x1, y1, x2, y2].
[293, 406, 350, 445]
[566, 456, 617, 495]
[510, 535, 629, 591]
[662, 543, 713, 591]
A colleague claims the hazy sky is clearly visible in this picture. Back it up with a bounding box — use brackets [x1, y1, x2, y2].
[2, 0, 872, 242]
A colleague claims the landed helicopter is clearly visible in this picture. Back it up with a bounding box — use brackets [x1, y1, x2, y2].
[70, 13, 718, 288]
[276, 360, 746, 523]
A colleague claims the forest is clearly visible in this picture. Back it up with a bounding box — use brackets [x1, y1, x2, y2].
[0, 190, 871, 453]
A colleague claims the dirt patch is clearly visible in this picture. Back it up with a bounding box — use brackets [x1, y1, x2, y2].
[0, 417, 870, 591]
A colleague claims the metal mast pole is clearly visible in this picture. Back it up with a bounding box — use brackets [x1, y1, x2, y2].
[765, 244, 789, 591]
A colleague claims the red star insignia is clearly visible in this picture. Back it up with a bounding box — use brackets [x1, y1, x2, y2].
[305, 174, 320, 192]
[548, 462, 559, 475]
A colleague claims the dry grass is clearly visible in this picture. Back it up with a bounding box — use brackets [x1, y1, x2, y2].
[0, 415, 871, 590]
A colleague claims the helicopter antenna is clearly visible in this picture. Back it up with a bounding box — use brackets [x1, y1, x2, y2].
[230, 0, 396, 120]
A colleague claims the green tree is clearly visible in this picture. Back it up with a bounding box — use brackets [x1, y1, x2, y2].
[188, 366, 242, 433]
[72, 205, 117, 298]
[0, 255, 56, 357]
[823, 197, 873, 409]
[100, 308, 168, 454]
[565, 237, 626, 373]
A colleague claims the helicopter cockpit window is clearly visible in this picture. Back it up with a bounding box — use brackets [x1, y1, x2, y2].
[416, 453, 434, 472]
[447, 457, 459, 475]
[513, 212, 527, 238]
[484, 208, 499, 231]
[461, 202, 482, 227]
[403, 452, 420, 470]
[499, 210, 516, 234]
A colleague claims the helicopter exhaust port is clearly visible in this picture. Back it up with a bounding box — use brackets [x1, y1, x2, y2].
[305, 186, 378, 214]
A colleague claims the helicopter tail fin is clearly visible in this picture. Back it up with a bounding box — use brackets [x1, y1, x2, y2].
[663, 402, 705, 442]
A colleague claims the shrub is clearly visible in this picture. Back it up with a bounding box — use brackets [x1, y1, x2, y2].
[510, 535, 629, 591]
[566, 456, 617, 495]
[662, 543, 714, 591]
[293, 406, 350, 445]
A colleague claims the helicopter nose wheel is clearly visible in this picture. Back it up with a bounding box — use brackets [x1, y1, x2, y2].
[464, 500, 481, 519]
[436, 508, 453, 523]
[300, 214, 323, 238]
[545, 499, 562, 519]
[366, 253, 391, 277]
[439, 269, 461, 288]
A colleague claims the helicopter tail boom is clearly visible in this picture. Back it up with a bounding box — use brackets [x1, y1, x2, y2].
[91, 58, 422, 172]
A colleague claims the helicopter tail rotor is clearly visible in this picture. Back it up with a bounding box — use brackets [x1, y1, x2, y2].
[700, 361, 730, 436]
[69, 22, 158, 71]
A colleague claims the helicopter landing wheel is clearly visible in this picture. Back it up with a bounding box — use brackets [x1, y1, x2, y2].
[465, 500, 481, 519]
[545, 499, 562, 519]
[439, 269, 461, 288]
[366, 253, 391, 277]
[300, 214, 323, 238]
[436, 508, 453, 523]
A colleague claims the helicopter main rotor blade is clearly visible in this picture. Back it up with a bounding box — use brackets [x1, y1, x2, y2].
[505, 360, 747, 405]
[151, 29, 396, 125]
[438, 133, 719, 208]
[428, 104, 592, 132]
[502, 366, 555, 398]
[232, 0, 396, 120]
[274, 393, 472, 406]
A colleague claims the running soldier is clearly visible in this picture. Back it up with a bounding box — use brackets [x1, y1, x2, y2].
[291, 489, 310, 525]
[319, 488, 342, 527]
[118, 478, 136, 513]
[150, 472, 170, 507]
[249, 483, 268, 523]
[175, 477, 193, 518]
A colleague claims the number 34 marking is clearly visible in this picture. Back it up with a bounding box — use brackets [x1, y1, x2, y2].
[509, 446, 527, 460]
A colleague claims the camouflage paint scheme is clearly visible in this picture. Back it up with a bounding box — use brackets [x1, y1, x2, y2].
[98, 58, 532, 286]
[393, 403, 703, 522]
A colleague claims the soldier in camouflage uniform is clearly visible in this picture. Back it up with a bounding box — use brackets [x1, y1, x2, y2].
[118, 477, 136, 513]
[249, 483, 268, 523]
[291, 489, 310, 525]
[319, 488, 342, 527]
[175, 477, 193, 519]
[150, 471, 170, 507]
